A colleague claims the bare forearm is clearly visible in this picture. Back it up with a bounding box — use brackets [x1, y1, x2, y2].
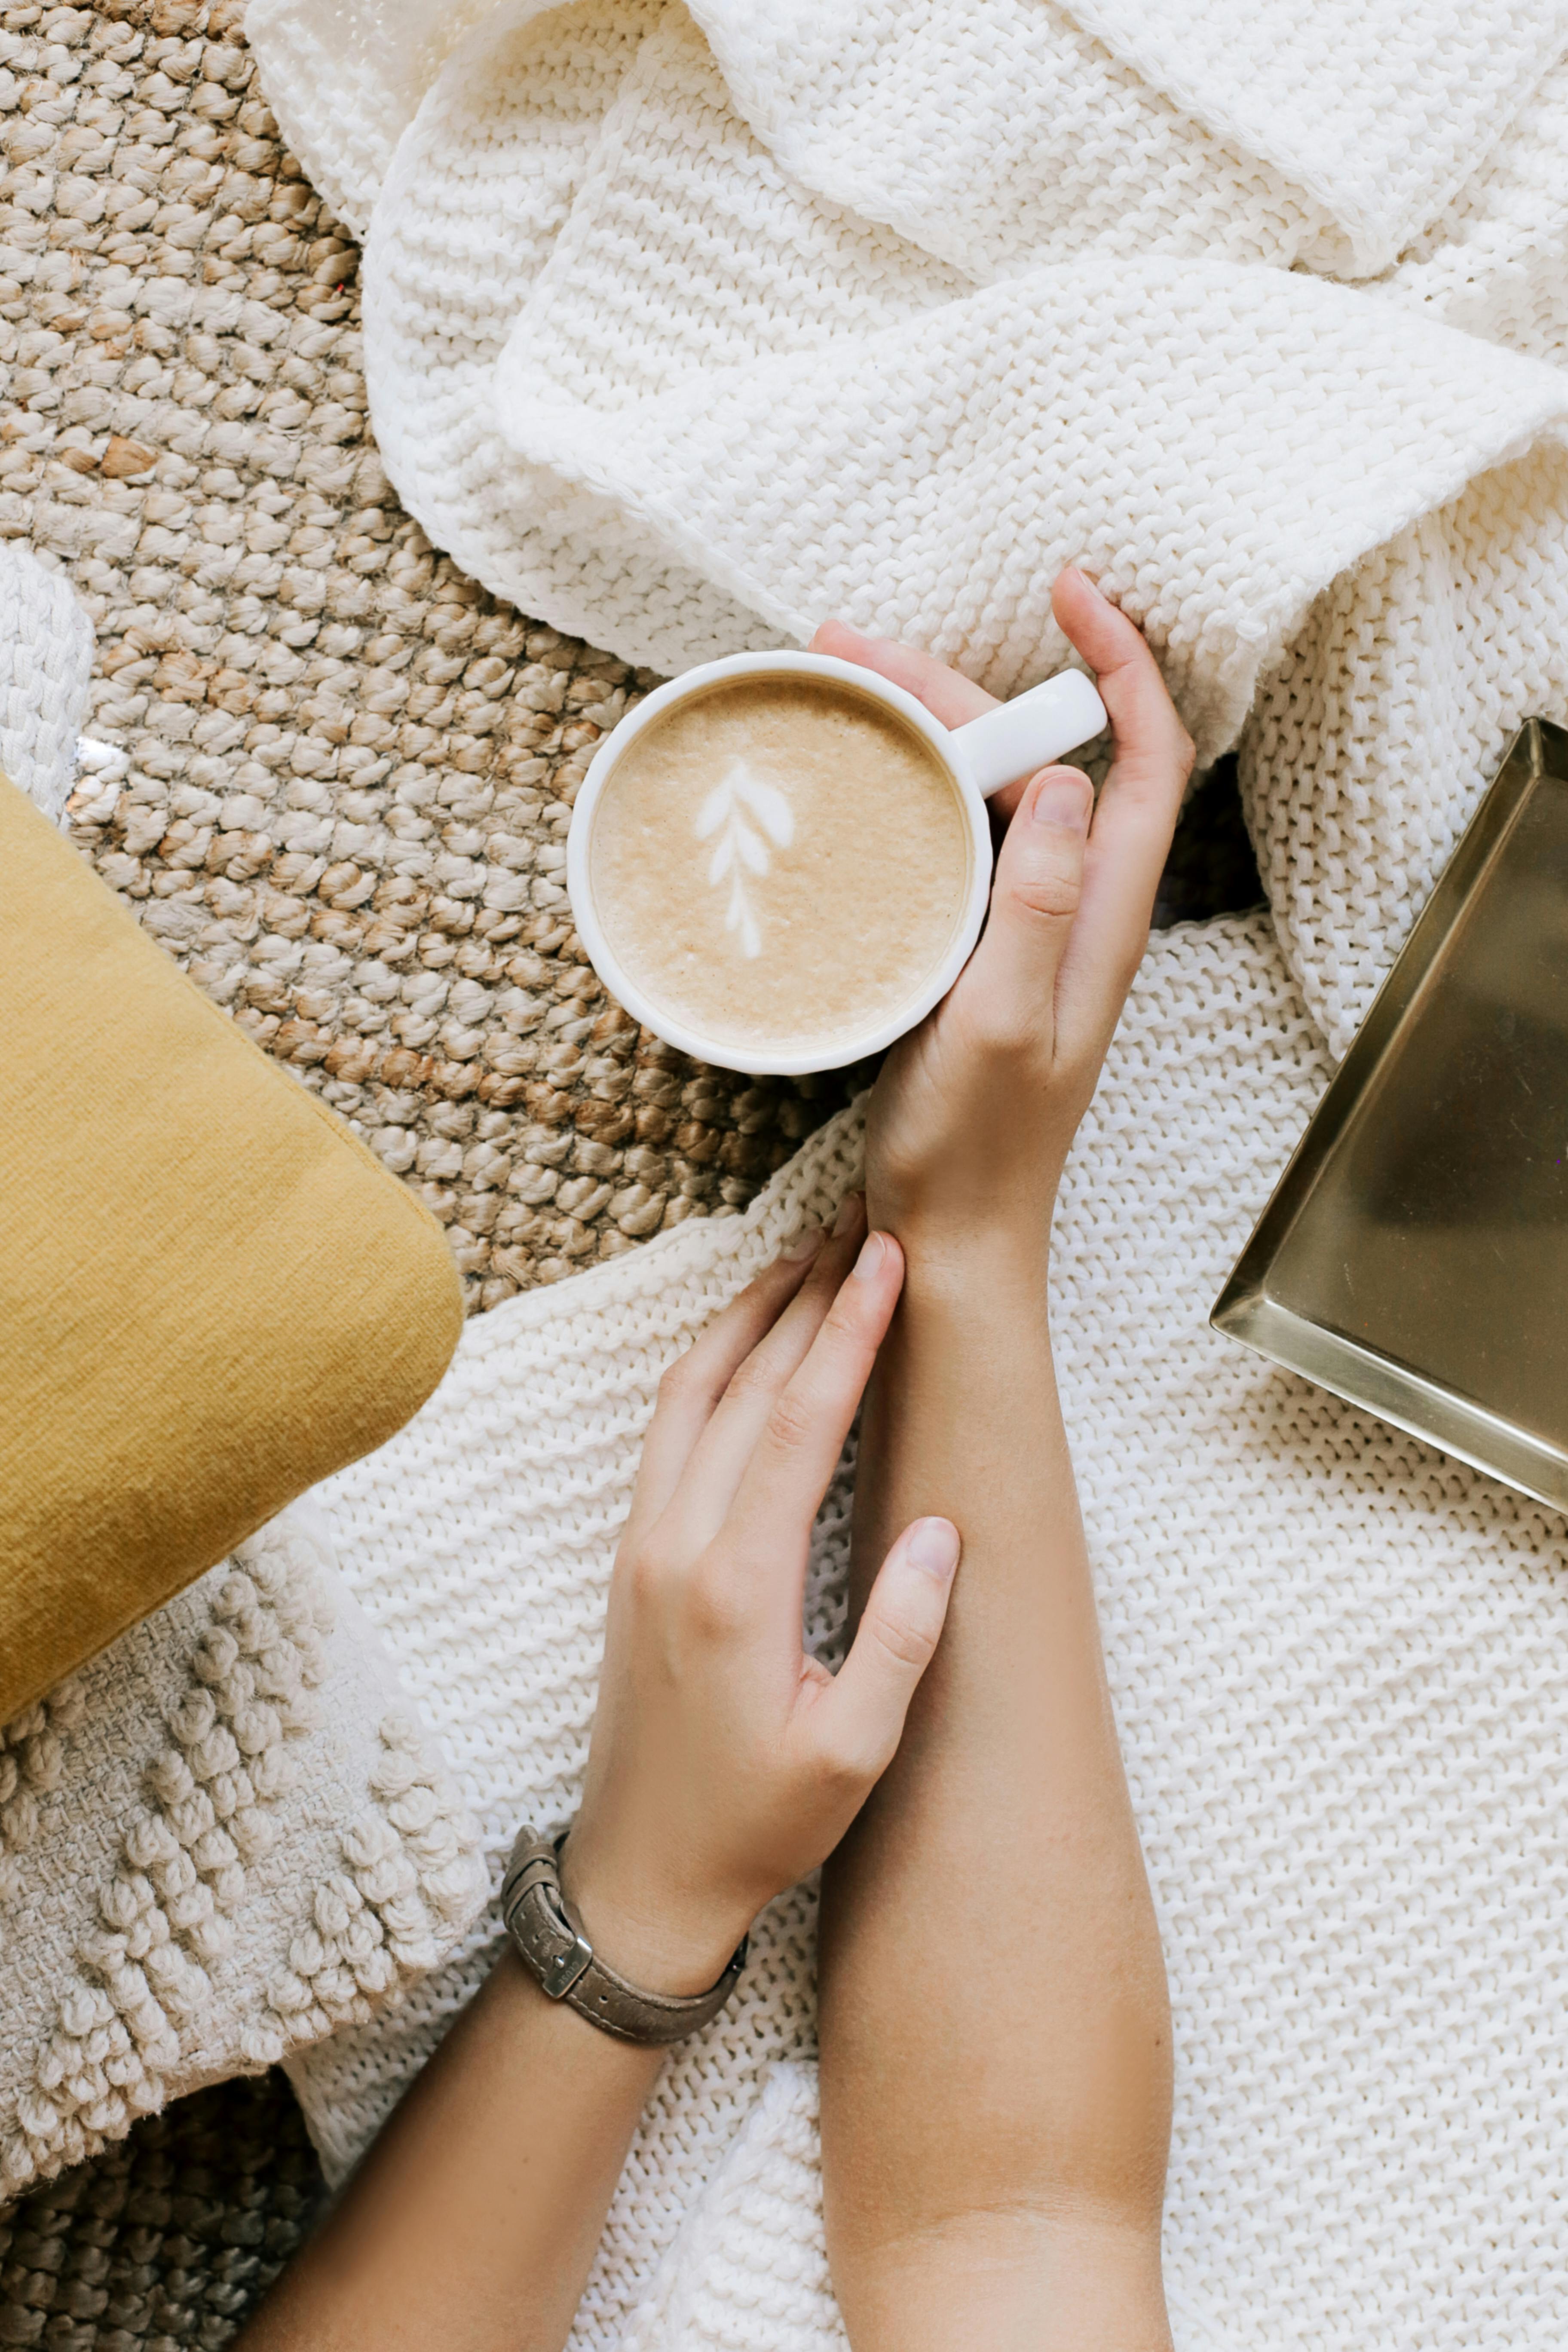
[820, 1232, 1172, 2347]
[236, 1952, 662, 2352]
[237, 1219, 957, 2352]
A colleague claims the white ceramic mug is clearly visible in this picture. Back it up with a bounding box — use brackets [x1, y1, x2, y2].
[566, 650, 1108, 1076]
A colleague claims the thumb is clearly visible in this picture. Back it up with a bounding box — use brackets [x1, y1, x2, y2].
[967, 766, 1093, 1027]
[824, 1517, 960, 1779]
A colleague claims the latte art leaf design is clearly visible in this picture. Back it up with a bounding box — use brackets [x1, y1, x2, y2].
[693, 758, 796, 959]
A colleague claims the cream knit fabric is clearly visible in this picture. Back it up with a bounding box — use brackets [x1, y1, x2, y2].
[248, 0, 1568, 1048]
[0, 1504, 486, 2205]
[0, 544, 92, 827]
[288, 914, 1568, 2352]
[248, 7, 1568, 2341]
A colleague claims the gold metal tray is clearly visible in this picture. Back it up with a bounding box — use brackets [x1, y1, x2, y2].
[1212, 717, 1568, 1512]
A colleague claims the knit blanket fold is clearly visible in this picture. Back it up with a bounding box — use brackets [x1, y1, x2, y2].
[0, 543, 92, 826]
[250, 0, 1568, 1051]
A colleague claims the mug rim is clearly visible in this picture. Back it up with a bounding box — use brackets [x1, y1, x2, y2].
[565, 649, 993, 1078]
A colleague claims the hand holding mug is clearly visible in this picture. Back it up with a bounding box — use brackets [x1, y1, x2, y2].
[826, 570, 1195, 1263]
[567, 627, 1105, 1075]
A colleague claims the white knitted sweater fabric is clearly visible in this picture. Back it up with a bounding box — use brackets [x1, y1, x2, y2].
[245, 6, 1568, 2344]
[248, 0, 1568, 1054]
[0, 542, 92, 825]
[291, 917, 1568, 2351]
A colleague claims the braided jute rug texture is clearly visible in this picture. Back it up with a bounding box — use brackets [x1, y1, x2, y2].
[1, 0, 1256, 2339]
[8, 0, 871, 1320]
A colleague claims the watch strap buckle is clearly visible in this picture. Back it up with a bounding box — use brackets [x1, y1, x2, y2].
[499, 1825, 748, 2048]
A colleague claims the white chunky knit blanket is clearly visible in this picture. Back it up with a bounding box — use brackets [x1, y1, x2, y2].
[244, 3, 1568, 2344]
[0, 543, 92, 824]
[294, 930, 1568, 2352]
[250, 0, 1568, 1055]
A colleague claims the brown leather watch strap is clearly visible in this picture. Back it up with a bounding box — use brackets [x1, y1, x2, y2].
[499, 1828, 747, 2047]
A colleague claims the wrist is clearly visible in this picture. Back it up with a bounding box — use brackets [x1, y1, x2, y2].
[873, 1208, 1054, 1308]
[557, 1842, 752, 2000]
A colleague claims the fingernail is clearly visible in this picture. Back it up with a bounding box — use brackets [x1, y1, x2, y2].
[906, 1517, 960, 1581]
[782, 1225, 826, 1263]
[833, 1191, 864, 1237]
[851, 1231, 888, 1282]
[1031, 769, 1090, 828]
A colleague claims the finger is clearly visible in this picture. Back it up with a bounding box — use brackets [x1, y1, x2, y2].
[1051, 570, 1193, 983]
[953, 766, 1092, 1050]
[622, 1229, 830, 1548]
[649, 1196, 870, 1559]
[1052, 569, 1194, 794]
[814, 1517, 960, 1781]
[723, 1230, 906, 1598]
[809, 619, 997, 732]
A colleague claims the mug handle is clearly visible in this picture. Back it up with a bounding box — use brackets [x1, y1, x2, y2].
[955, 669, 1107, 799]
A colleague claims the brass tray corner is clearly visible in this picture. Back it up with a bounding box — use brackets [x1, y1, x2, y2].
[1212, 716, 1568, 1513]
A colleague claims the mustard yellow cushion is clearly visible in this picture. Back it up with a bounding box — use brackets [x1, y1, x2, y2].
[0, 777, 463, 1721]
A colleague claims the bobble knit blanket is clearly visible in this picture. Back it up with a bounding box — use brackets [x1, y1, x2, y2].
[237, 4, 1568, 2346]
[0, 1504, 487, 2206]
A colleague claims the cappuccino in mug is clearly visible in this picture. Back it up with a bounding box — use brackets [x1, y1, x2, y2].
[589, 675, 973, 1064]
[570, 646, 1105, 1074]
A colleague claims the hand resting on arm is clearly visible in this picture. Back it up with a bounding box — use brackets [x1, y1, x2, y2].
[235, 1200, 959, 2352]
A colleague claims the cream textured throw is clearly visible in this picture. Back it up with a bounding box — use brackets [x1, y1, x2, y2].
[245, 5, 1568, 2345]
[0, 1505, 485, 2203]
[249, 0, 1568, 1057]
[0, 544, 92, 826]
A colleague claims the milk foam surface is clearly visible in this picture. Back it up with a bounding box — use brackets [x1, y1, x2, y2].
[590, 677, 971, 1059]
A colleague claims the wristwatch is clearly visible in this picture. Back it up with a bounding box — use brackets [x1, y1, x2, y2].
[499, 1827, 748, 2046]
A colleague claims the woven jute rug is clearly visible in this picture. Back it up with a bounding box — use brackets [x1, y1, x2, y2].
[12, 0, 870, 1320]
[1, 0, 1259, 2338]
